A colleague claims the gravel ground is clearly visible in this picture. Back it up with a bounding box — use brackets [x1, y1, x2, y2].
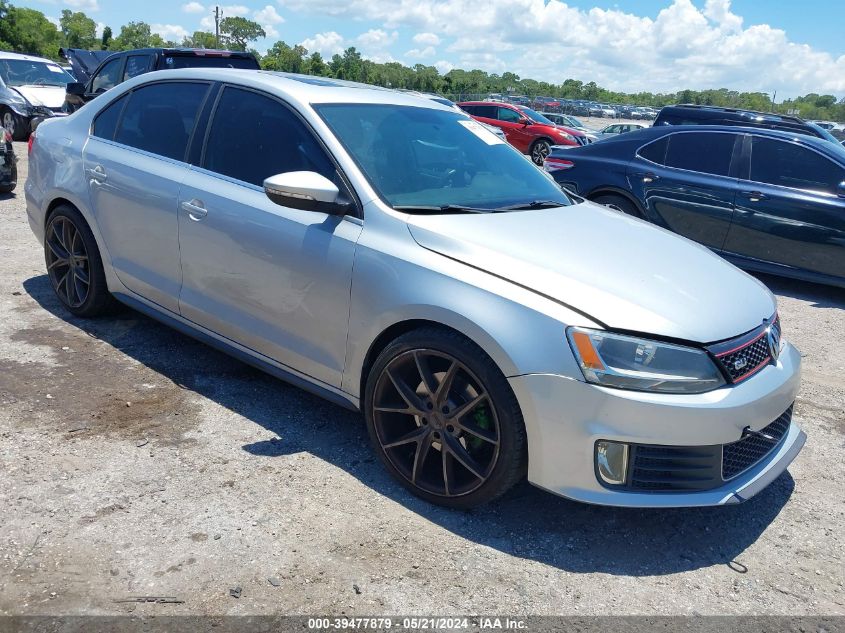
[1, 142, 843, 617]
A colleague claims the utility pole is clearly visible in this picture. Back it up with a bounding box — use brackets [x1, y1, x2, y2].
[771, 90, 777, 112]
[214, 6, 221, 48]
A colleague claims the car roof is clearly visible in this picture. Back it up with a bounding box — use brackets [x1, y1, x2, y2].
[661, 104, 807, 124]
[119, 68, 457, 111]
[610, 123, 845, 157]
[0, 51, 59, 63]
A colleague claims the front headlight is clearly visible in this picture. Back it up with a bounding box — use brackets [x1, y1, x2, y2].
[566, 327, 726, 394]
[556, 131, 576, 142]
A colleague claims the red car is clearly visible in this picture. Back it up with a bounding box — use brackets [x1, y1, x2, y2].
[458, 101, 586, 165]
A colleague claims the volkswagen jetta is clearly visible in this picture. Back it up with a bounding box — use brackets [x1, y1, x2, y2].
[26, 69, 804, 509]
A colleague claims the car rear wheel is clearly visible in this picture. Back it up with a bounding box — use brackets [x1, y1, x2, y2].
[45, 205, 117, 317]
[530, 139, 552, 165]
[1, 107, 29, 142]
[591, 194, 642, 218]
[364, 328, 527, 509]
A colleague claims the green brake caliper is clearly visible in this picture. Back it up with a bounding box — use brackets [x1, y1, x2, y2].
[467, 401, 491, 451]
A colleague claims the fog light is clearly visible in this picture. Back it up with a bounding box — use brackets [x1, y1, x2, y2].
[595, 441, 629, 486]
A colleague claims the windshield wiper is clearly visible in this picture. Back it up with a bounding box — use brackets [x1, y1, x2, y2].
[393, 204, 492, 214]
[493, 200, 567, 211]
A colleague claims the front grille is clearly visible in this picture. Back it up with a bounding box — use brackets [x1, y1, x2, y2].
[709, 314, 780, 384]
[574, 136, 589, 146]
[607, 404, 794, 492]
[722, 405, 792, 479]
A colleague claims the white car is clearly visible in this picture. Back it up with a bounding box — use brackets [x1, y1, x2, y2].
[0, 51, 75, 140]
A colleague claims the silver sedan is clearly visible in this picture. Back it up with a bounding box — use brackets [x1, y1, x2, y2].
[25, 69, 804, 509]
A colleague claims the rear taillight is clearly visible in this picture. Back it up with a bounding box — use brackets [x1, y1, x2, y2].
[28, 131, 35, 155]
[543, 157, 574, 172]
[3, 128, 11, 143]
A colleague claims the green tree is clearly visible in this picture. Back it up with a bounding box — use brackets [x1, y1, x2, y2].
[110, 21, 165, 51]
[307, 51, 326, 76]
[59, 9, 97, 49]
[219, 17, 265, 51]
[181, 30, 217, 49]
[0, 2, 61, 58]
[260, 41, 308, 73]
[100, 25, 112, 50]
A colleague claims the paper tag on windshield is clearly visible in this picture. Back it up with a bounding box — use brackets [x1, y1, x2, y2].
[458, 119, 505, 145]
[47, 65, 64, 73]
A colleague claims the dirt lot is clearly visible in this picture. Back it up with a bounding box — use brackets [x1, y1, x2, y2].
[1, 143, 843, 616]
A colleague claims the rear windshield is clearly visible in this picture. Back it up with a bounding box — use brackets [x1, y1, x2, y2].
[159, 55, 259, 70]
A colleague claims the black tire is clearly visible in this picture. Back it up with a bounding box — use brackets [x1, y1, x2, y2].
[44, 204, 117, 317]
[0, 162, 16, 194]
[591, 193, 642, 218]
[364, 327, 527, 509]
[530, 138, 552, 166]
[1, 107, 29, 142]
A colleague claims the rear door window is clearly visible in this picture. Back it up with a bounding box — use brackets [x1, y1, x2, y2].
[202, 86, 336, 187]
[664, 132, 737, 176]
[114, 82, 210, 161]
[472, 105, 497, 119]
[749, 137, 845, 194]
[123, 55, 152, 81]
[91, 94, 128, 140]
[90, 57, 123, 94]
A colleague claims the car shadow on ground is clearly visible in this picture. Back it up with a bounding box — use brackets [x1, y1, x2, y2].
[753, 272, 845, 309]
[23, 274, 795, 577]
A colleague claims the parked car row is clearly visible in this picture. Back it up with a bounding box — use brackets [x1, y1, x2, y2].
[26, 68, 806, 510]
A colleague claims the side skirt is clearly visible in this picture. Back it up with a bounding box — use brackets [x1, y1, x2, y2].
[113, 292, 361, 412]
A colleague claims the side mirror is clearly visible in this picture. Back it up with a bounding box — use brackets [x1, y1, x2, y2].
[264, 171, 352, 215]
[519, 117, 531, 126]
[66, 82, 85, 96]
[838, 181, 845, 199]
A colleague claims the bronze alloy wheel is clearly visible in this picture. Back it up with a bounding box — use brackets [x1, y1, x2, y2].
[371, 349, 501, 498]
[45, 215, 91, 309]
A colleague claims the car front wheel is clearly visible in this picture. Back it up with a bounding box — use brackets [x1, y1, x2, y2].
[530, 139, 552, 165]
[364, 328, 527, 509]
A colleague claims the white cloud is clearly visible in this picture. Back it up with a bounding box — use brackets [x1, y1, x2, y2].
[254, 5, 284, 40]
[434, 59, 454, 74]
[300, 31, 345, 57]
[152, 23, 190, 42]
[95, 21, 105, 38]
[355, 29, 397, 49]
[277, 0, 845, 97]
[406, 46, 436, 59]
[413, 32, 441, 46]
[64, 0, 100, 11]
[182, 1, 205, 13]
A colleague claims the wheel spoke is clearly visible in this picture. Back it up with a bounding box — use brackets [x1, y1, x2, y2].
[62, 219, 74, 255]
[447, 393, 487, 422]
[47, 256, 69, 271]
[433, 361, 458, 404]
[386, 368, 426, 415]
[382, 425, 428, 449]
[441, 449, 453, 496]
[411, 432, 434, 484]
[443, 434, 485, 480]
[413, 352, 439, 396]
[74, 266, 90, 285]
[54, 269, 70, 296]
[459, 417, 499, 445]
[47, 236, 69, 261]
[64, 267, 76, 304]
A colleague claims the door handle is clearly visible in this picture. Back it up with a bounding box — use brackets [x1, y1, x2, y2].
[741, 191, 769, 202]
[181, 199, 208, 221]
[633, 172, 660, 183]
[86, 165, 107, 182]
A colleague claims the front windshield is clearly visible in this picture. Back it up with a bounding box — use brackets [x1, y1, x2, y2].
[517, 106, 555, 126]
[316, 103, 570, 211]
[567, 116, 585, 127]
[0, 59, 74, 87]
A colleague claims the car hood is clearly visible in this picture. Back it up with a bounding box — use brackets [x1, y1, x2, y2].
[11, 86, 66, 108]
[406, 202, 775, 343]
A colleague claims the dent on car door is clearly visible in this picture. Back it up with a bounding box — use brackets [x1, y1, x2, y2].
[82, 81, 211, 311]
[176, 86, 363, 388]
[722, 136, 845, 280]
[627, 131, 741, 251]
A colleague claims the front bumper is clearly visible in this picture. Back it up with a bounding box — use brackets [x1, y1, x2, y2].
[509, 341, 803, 507]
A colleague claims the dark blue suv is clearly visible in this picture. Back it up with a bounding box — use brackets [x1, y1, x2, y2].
[545, 125, 845, 288]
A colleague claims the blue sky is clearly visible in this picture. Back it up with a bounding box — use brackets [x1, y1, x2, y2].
[21, 0, 845, 97]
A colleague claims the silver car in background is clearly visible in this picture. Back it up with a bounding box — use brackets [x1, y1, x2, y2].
[26, 69, 804, 509]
